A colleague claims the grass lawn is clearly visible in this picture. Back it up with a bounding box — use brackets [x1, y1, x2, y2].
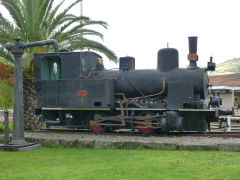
[0, 147, 240, 180]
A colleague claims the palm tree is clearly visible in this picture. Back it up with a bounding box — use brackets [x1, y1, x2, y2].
[0, 0, 117, 129]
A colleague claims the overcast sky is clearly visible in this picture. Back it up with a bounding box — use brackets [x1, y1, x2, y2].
[67, 0, 240, 69]
[1, 0, 240, 69]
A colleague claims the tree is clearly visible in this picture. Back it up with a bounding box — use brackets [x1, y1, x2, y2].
[0, 0, 117, 129]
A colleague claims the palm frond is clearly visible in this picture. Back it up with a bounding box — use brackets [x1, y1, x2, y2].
[44, 0, 54, 18]
[48, 0, 81, 34]
[81, 20, 108, 29]
[50, 17, 107, 42]
[51, 24, 104, 42]
[0, 31, 15, 44]
[0, 12, 14, 32]
[46, 0, 64, 21]
[50, 16, 89, 37]
[37, 0, 52, 29]
[0, 0, 117, 67]
[68, 38, 117, 62]
[72, 29, 104, 40]
[0, 48, 14, 64]
[22, 0, 34, 39]
[1, 0, 25, 37]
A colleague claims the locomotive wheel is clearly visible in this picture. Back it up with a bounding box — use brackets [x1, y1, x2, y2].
[89, 113, 109, 134]
[89, 120, 105, 134]
[137, 111, 155, 135]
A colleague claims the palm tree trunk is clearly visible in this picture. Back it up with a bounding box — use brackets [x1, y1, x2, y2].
[23, 71, 40, 129]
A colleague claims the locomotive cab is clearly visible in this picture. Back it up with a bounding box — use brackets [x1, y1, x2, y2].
[34, 51, 114, 110]
[34, 51, 103, 81]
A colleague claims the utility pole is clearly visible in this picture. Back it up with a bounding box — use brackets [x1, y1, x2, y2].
[80, 0, 83, 16]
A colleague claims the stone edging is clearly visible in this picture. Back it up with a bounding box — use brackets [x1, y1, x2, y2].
[23, 137, 240, 152]
[1, 136, 240, 151]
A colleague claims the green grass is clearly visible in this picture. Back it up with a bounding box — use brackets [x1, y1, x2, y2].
[209, 57, 240, 75]
[0, 123, 13, 134]
[0, 81, 13, 109]
[0, 147, 240, 180]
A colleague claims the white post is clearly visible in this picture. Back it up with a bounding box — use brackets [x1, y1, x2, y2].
[227, 116, 231, 132]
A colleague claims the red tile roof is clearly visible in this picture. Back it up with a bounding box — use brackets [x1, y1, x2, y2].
[209, 73, 240, 87]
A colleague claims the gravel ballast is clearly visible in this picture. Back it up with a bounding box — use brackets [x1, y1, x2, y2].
[24, 132, 240, 145]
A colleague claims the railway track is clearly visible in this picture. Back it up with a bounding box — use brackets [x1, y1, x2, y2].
[26, 128, 240, 138]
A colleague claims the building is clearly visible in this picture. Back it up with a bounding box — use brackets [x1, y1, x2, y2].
[207, 73, 240, 110]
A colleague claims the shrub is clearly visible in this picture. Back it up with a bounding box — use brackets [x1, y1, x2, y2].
[0, 123, 13, 134]
[0, 124, 4, 133]
[0, 80, 13, 109]
[0, 62, 13, 87]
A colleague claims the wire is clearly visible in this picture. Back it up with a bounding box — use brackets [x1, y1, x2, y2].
[126, 78, 151, 105]
[128, 80, 166, 100]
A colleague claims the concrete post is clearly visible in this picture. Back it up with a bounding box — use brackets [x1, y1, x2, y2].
[232, 89, 235, 108]
[227, 116, 231, 132]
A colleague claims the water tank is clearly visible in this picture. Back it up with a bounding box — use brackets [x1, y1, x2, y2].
[157, 48, 179, 72]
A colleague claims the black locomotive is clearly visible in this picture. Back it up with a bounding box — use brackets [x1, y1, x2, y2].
[33, 36, 231, 134]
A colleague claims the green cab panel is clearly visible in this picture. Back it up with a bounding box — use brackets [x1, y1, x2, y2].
[41, 56, 61, 80]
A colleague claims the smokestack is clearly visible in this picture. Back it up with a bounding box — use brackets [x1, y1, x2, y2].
[187, 36, 198, 69]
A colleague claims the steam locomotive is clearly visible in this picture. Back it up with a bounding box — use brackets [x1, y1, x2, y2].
[33, 36, 231, 134]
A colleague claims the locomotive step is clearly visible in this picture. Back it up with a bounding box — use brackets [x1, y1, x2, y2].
[41, 121, 60, 124]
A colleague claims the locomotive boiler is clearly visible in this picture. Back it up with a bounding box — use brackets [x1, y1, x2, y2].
[33, 36, 230, 134]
